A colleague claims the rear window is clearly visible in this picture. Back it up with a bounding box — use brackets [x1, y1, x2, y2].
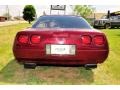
[32, 16, 92, 29]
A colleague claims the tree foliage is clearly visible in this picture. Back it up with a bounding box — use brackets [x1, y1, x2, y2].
[23, 5, 36, 24]
[74, 5, 95, 19]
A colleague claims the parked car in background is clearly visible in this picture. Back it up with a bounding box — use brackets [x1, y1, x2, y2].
[93, 11, 120, 29]
[13, 15, 109, 69]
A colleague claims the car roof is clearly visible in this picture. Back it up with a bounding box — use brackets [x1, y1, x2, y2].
[40, 15, 81, 18]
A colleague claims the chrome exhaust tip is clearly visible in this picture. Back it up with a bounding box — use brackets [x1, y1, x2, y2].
[85, 64, 97, 70]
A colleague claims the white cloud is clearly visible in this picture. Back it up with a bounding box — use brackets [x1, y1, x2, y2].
[0, 5, 73, 17]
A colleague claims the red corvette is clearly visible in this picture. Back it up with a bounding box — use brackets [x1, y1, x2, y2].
[13, 15, 109, 69]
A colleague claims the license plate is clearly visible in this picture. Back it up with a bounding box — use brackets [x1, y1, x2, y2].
[46, 44, 75, 55]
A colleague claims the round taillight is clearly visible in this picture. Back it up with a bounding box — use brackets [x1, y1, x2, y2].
[18, 35, 29, 44]
[31, 35, 41, 44]
[81, 35, 91, 45]
[94, 36, 104, 45]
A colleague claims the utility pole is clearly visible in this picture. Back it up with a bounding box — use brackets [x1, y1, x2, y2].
[70, 5, 75, 15]
[6, 5, 9, 21]
[19, 9, 20, 23]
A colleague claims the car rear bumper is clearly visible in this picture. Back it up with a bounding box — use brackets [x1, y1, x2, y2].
[13, 49, 109, 65]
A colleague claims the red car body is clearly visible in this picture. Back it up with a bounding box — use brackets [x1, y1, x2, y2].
[13, 15, 109, 68]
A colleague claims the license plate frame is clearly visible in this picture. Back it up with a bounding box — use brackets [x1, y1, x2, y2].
[46, 44, 76, 55]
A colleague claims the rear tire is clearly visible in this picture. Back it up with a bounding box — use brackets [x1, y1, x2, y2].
[24, 63, 36, 69]
[104, 24, 111, 29]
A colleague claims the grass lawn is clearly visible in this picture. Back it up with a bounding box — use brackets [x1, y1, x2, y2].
[0, 23, 120, 84]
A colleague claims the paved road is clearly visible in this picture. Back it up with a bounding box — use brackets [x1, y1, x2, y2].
[0, 21, 27, 27]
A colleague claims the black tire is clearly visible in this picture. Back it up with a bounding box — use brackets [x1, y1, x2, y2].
[24, 63, 36, 69]
[104, 24, 111, 29]
[117, 26, 120, 29]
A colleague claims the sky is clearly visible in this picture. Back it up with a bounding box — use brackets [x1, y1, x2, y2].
[0, 5, 120, 17]
[0, 5, 73, 17]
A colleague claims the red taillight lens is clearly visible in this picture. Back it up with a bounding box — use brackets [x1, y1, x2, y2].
[31, 35, 41, 44]
[18, 35, 29, 44]
[94, 36, 104, 45]
[81, 35, 91, 45]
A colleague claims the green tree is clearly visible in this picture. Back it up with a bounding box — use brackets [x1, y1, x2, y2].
[74, 5, 95, 19]
[23, 5, 36, 24]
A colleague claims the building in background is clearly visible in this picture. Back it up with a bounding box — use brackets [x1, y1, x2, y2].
[0, 16, 7, 22]
[87, 13, 106, 19]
